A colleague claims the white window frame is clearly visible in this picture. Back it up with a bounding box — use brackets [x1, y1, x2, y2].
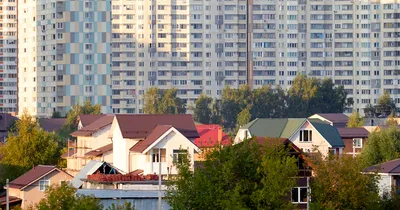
[173, 149, 187, 164]
[299, 130, 312, 142]
[353, 138, 363, 148]
[291, 187, 308, 204]
[39, 180, 50, 191]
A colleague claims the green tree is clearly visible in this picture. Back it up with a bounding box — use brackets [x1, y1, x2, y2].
[166, 137, 299, 209]
[105, 202, 135, 210]
[347, 111, 365, 128]
[309, 155, 380, 210]
[51, 112, 63, 118]
[34, 183, 103, 210]
[386, 112, 399, 126]
[193, 94, 213, 124]
[313, 79, 349, 113]
[364, 104, 376, 118]
[143, 88, 186, 114]
[287, 75, 319, 117]
[143, 87, 161, 114]
[251, 86, 280, 118]
[360, 127, 400, 167]
[0, 111, 63, 183]
[236, 105, 251, 131]
[210, 99, 222, 124]
[375, 91, 397, 117]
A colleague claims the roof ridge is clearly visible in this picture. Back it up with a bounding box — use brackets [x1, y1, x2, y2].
[247, 118, 259, 129]
[277, 118, 289, 137]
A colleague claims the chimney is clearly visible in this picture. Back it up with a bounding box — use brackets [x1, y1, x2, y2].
[217, 126, 222, 144]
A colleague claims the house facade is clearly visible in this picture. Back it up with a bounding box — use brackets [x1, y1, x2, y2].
[235, 118, 345, 156]
[364, 158, 400, 196]
[337, 127, 369, 156]
[6, 165, 72, 208]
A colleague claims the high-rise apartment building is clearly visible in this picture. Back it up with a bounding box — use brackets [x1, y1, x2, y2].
[111, 0, 400, 115]
[0, 0, 17, 113]
[18, 0, 112, 117]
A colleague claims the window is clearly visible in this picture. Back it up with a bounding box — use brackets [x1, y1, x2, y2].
[152, 149, 166, 162]
[292, 187, 308, 203]
[173, 149, 187, 164]
[353, 138, 362, 148]
[39, 180, 50, 191]
[299, 130, 312, 142]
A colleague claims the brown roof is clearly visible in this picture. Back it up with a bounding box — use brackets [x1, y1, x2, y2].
[61, 149, 77, 158]
[85, 143, 113, 157]
[9, 165, 71, 189]
[39, 118, 66, 132]
[315, 113, 349, 123]
[0, 196, 21, 205]
[364, 158, 400, 173]
[337, 128, 369, 138]
[72, 115, 114, 137]
[78, 114, 106, 127]
[130, 125, 172, 153]
[115, 114, 199, 139]
[0, 113, 17, 131]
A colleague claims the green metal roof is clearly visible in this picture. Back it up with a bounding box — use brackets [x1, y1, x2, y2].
[242, 118, 306, 139]
[308, 119, 345, 147]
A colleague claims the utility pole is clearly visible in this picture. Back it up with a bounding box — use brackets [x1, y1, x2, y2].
[307, 177, 310, 210]
[6, 178, 9, 210]
[158, 148, 162, 210]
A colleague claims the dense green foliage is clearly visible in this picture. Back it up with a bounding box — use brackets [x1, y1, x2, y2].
[193, 75, 351, 129]
[347, 111, 365, 128]
[0, 111, 63, 183]
[309, 154, 381, 210]
[166, 137, 299, 209]
[365, 92, 397, 117]
[143, 88, 185, 114]
[360, 127, 400, 167]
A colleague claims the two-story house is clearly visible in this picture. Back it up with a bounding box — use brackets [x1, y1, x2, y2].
[235, 118, 345, 156]
[337, 127, 369, 156]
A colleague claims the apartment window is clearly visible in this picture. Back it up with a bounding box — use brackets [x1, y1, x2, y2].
[39, 180, 50, 191]
[173, 149, 187, 164]
[152, 149, 166, 162]
[292, 187, 307, 203]
[299, 130, 312, 142]
[57, 23, 63, 29]
[353, 138, 363, 148]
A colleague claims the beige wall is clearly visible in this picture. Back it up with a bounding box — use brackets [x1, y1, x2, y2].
[9, 170, 72, 209]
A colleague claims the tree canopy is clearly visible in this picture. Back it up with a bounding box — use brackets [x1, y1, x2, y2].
[166, 137, 299, 209]
[0, 111, 63, 183]
[193, 94, 213, 124]
[364, 92, 397, 117]
[347, 111, 365, 128]
[143, 88, 186, 114]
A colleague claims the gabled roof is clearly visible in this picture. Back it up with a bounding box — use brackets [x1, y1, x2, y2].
[0, 113, 17, 131]
[85, 143, 113, 157]
[308, 119, 345, 147]
[38, 118, 66, 132]
[130, 125, 172, 153]
[364, 158, 400, 174]
[115, 114, 199, 139]
[78, 114, 106, 127]
[71, 160, 122, 188]
[242, 118, 306, 139]
[311, 113, 349, 124]
[9, 165, 71, 190]
[336, 127, 369, 138]
[194, 124, 230, 147]
[72, 115, 114, 137]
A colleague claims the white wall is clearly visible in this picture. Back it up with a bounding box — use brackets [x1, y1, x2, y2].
[234, 129, 251, 144]
[112, 120, 137, 173]
[377, 174, 392, 196]
[308, 114, 333, 126]
[290, 121, 332, 156]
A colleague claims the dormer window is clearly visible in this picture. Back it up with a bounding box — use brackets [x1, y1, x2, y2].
[300, 130, 312, 142]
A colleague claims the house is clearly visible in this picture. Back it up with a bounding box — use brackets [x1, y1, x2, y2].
[193, 124, 230, 161]
[110, 114, 200, 175]
[235, 118, 345, 156]
[249, 137, 312, 209]
[308, 113, 349, 128]
[337, 127, 369, 156]
[6, 165, 72, 208]
[64, 115, 114, 176]
[38, 118, 66, 132]
[364, 158, 400, 196]
[77, 114, 106, 130]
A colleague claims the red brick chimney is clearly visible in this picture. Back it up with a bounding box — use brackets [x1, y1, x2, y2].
[217, 126, 222, 144]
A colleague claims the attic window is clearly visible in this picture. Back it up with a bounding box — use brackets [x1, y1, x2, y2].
[300, 130, 312, 142]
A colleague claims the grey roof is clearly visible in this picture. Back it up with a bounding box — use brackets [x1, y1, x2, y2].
[308, 119, 345, 147]
[364, 158, 400, 174]
[71, 161, 121, 188]
[77, 189, 165, 198]
[242, 118, 306, 138]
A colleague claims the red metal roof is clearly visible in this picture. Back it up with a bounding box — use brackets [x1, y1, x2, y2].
[9, 165, 71, 189]
[85, 143, 113, 157]
[72, 115, 114, 137]
[130, 125, 172, 153]
[194, 124, 230, 147]
[115, 114, 199, 139]
[337, 127, 369, 138]
[78, 114, 106, 127]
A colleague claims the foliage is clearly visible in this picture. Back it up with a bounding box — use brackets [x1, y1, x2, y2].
[193, 94, 213, 124]
[375, 91, 397, 117]
[347, 111, 365, 128]
[235, 106, 251, 132]
[166, 137, 299, 209]
[143, 88, 186, 114]
[386, 112, 398, 126]
[51, 112, 63, 118]
[34, 183, 103, 210]
[360, 127, 400, 167]
[0, 111, 63, 183]
[210, 99, 222, 124]
[104, 202, 136, 210]
[364, 104, 376, 118]
[308, 154, 381, 210]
